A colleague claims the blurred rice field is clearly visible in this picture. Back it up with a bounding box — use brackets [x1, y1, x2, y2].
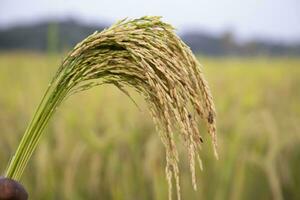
[0, 53, 299, 200]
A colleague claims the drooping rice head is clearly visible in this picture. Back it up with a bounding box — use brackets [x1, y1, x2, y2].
[57, 16, 218, 200]
[6, 16, 217, 200]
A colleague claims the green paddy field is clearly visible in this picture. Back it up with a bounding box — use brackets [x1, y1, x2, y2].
[0, 53, 299, 200]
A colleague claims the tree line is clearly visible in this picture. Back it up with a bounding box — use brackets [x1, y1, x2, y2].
[0, 20, 299, 56]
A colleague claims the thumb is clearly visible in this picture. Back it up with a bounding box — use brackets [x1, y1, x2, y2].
[0, 177, 28, 200]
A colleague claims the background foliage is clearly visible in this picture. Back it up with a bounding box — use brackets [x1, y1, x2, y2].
[1, 21, 299, 56]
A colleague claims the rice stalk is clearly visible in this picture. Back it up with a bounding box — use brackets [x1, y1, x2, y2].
[4, 16, 217, 199]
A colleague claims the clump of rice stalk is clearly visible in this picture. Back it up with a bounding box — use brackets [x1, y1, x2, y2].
[4, 16, 217, 199]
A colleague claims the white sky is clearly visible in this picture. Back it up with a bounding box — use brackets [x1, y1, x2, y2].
[0, 0, 299, 43]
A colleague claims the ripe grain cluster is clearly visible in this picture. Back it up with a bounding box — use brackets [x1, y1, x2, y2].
[5, 16, 217, 200]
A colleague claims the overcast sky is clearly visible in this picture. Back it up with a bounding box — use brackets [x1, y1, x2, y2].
[0, 0, 299, 43]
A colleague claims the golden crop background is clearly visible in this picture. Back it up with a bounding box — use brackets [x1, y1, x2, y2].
[0, 53, 299, 200]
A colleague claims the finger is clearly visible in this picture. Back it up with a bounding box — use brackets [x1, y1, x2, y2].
[0, 177, 28, 200]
